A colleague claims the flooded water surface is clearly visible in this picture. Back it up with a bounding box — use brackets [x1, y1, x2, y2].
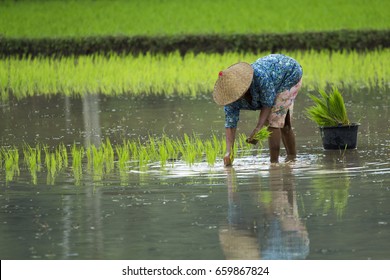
[0, 88, 389, 259]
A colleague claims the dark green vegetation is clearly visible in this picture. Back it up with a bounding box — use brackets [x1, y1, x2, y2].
[2, 30, 389, 57]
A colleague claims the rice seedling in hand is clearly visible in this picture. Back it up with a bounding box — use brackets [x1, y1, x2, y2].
[254, 127, 272, 142]
[246, 127, 271, 146]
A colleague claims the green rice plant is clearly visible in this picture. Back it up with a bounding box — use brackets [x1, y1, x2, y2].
[23, 144, 40, 185]
[204, 139, 218, 167]
[43, 145, 68, 185]
[90, 145, 105, 181]
[86, 146, 93, 172]
[59, 143, 68, 169]
[36, 144, 42, 171]
[2, 147, 20, 183]
[43, 145, 53, 184]
[125, 139, 139, 162]
[195, 136, 206, 162]
[212, 134, 225, 158]
[138, 146, 150, 170]
[43, 146, 56, 185]
[158, 140, 169, 168]
[116, 142, 130, 171]
[237, 133, 253, 156]
[161, 134, 179, 165]
[48, 153, 57, 184]
[115, 142, 130, 185]
[43, 143, 68, 185]
[146, 136, 159, 163]
[306, 87, 350, 127]
[55, 148, 63, 171]
[101, 139, 114, 174]
[178, 133, 198, 166]
[71, 144, 85, 186]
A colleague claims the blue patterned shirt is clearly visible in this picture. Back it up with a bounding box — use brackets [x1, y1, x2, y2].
[224, 54, 303, 128]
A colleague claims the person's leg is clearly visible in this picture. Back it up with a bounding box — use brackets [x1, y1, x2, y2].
[268, 126, 281, 163]
[281, 110, 296, 161]
[268, 78, 302, 163]
[267, 79, 302, 163]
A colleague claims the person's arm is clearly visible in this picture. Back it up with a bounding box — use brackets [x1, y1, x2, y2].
[224, 127, 236, 166]
[223, 103, 240, 166]
[247, 107, 272, 144]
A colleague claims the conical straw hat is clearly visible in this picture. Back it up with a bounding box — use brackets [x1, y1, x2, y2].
[213, 62, 254, 106]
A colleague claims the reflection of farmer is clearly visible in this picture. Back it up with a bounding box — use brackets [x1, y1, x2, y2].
[213, 54, 303, 165]
[219, 167, 309, 260]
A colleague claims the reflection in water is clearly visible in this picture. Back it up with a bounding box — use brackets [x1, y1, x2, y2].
[219, 167, 309, 260]
[310, 150, 353, 219]
[60, 187, 105, 259]
[82, 93, 102, 147]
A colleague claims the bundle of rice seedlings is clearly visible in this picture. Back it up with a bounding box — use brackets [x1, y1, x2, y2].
[253, 126, 272, 142]
[306, 87, 350, 127]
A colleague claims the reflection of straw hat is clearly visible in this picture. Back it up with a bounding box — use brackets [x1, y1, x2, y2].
[213, 62, 254, 106]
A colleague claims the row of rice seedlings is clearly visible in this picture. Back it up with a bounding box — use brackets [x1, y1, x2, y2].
[85, 139, 115, 182]
[1, 0, 388, 38]
[43, 143, 68, 185]
[1, 50, 388, 100]
[178, 134, 199, 166]
[0, 132, 267, 184]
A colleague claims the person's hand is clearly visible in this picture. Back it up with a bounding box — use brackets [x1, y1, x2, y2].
[246, 137, 258, 145]
[223, 152, 233, 166]
[246, 127, 260, 145]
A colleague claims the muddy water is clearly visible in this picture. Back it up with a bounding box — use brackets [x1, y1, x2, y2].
[0, 88, 389, 259]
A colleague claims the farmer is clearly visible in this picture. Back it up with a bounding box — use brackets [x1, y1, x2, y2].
[213, 54, 303, 165]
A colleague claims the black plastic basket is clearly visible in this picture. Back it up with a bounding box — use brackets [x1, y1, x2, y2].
[319, 123, 359, 150]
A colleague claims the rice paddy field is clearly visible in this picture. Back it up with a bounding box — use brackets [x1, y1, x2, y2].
[0, 50, 389, 100]
[0, 0, 389, 37]
[1, 0, 389, 263]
